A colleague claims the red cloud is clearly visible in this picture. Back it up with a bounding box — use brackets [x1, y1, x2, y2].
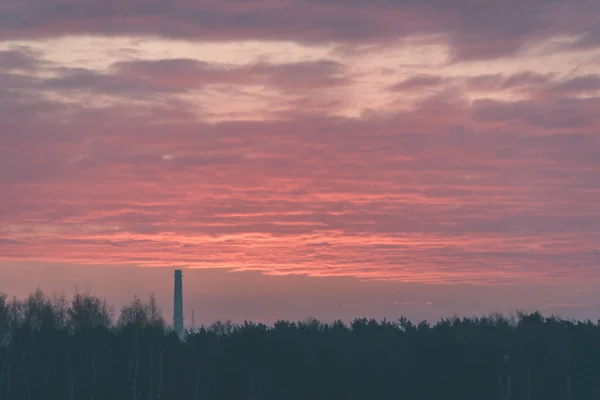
[1, 71, 599, 285]
[1, 34, 600, 287]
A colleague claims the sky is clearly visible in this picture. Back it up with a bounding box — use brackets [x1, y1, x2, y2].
[1, 0, 600, 326]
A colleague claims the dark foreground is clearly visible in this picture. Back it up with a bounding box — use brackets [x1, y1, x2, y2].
[0, 290, 597, 399]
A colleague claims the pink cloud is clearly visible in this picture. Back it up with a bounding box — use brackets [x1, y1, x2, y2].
[1, 69, 599, 285]
[1, 0, 600, 291]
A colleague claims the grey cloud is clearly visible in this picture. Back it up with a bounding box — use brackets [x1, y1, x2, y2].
[40, 58, 349, 97]
[0, 49, 42, 71]
[465, 72, 553, 92]
[1, 0, 599, 61]
[389, 75, 446, 91]
[548, 74, 600, 94]
[470, 96, 600, 130]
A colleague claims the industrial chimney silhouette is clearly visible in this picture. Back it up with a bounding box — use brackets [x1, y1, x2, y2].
[173, 269, 184, 337]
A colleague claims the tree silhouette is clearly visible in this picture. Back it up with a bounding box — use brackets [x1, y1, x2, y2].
[1, 289, 600, 399]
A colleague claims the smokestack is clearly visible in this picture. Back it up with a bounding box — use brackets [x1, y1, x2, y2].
[173, 269, 183, 337]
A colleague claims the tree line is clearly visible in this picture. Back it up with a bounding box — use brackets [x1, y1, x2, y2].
[0, 289, 599, 400]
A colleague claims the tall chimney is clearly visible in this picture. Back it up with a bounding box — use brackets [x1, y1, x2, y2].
[173, 269, 184, 337]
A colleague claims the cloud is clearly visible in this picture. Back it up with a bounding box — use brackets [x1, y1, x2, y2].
[1, 81, 599, 285]
[389, 75, 446, 91]
[547, 74, 600, 95]
[1, 0, 599, 61]
[37, 58, 349, 100]
[1, 2, 600, 287]
[0, 49, 42, 71]
[464, 72, 553, 92]
[471, 96, 600, 131]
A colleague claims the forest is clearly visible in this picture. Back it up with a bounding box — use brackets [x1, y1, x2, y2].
[0, 289, 597, 400]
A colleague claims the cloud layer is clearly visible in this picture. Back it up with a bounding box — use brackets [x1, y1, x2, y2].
[3, 0, 600, 60]
[1, 0, 599, 286]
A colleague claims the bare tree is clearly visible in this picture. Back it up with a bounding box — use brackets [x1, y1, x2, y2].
[89, 350, 104, 400]
[127, 332, 140, 400]
[157, 343, 167, 400]
[66, 350, 75, 400]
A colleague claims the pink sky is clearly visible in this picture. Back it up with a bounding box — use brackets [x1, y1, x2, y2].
[1, 0, 599, 324]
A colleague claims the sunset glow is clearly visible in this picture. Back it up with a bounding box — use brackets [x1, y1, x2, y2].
[1, 0, 599, 323]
